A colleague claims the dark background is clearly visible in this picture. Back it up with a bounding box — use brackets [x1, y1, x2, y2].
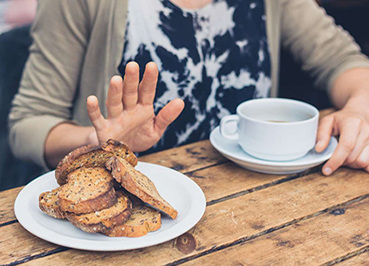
[1, 0, 369, 191]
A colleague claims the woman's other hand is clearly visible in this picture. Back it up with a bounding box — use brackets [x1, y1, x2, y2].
[316, 104, 369, 175]
[86, 61, 184, 152]
[316, 68, 369, 175]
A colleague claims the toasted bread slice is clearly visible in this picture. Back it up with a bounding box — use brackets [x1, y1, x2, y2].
[103, 205, 161, 237]
[39, 187, 66, 219]
[58, 167, 116, 214]
[55, 139, 138, 185]
[101, 139, 137, 165]
[106, 157, 178, 219]
[67, 191, 132, 233]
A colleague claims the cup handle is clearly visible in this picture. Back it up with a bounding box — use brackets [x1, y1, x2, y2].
[220, 115, 239, 140]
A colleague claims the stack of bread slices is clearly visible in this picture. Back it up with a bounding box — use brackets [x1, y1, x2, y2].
[39, 139, 177, 237]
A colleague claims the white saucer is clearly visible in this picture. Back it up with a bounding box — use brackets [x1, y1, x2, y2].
[210, 126, 337, 175]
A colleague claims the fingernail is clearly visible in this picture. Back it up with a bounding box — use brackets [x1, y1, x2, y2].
[323, 167, 332, 175]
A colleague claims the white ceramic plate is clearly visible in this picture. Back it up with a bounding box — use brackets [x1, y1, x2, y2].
[14, 162, 206, 251]
[210, 126, 337, 175]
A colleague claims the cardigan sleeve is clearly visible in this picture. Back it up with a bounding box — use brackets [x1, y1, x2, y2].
[280, 0, 369, 91]
[8, 0, 90, 169]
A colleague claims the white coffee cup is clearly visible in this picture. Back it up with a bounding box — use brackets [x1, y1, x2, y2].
[220, 98, 319, 161]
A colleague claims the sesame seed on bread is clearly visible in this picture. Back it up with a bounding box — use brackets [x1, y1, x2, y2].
[55, 139, 138, 186]
[67, 191, 132, 233]
[39, 139, 178, 237]
[106, 156, 178, 219]
[58, 167, 116, 214]
[103, 205, 161, 237]
[39, 187, 66, 219]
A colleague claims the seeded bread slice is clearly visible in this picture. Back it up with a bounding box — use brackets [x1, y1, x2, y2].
[39, 187, 66, 219]
[106, 157, 178, 219]
[103, 205, 161, 237]
[55, 139, 138, 185]
[58, 167, 116, 214]
[67, 191, 132, 234]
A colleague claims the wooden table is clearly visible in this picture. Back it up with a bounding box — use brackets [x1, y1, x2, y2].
[1, 109, 369, 266]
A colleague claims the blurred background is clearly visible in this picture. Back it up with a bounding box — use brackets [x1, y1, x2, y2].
[0, 0, 368, 191]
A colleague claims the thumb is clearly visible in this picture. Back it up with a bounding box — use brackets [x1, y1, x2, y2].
[154, 99, 185, 135]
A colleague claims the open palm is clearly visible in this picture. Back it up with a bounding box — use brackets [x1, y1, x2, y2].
[86, 62, 184, 152]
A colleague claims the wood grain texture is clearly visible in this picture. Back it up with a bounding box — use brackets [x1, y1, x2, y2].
[183, 162, 292, 203]
[0, 223, 59, 265]
[139, 140, 227, 173]
[21, 168, 369, 266]
[1, 162, 290, 265]
[183, 197, 369, 266]
[0, 187, 22, 225]
[335, 251, 369, 266]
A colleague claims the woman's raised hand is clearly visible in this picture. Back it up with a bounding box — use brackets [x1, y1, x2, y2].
[86, 61, 184, 151]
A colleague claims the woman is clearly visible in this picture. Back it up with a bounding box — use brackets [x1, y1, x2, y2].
[9, 0, 369, 176]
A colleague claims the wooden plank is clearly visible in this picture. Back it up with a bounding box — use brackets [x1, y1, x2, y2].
[139, 140, 227, 173]
[0, 187, 22, 225]
[0, 223, 59, 265]
[182, 197, 369, 266]
[21, 168, 369, 266]
[0, 162, 291, 265]
[183, 162, 293, 203]
[335, 251, 369, 266]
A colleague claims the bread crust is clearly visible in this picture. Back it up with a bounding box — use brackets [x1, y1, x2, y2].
[55, 139, 137, 186]
[39, 188, 66, 219]
[66, 191, 132, 233]
[42, 139, 176, 237]
[59, 187, 117, 214]
[103, 205, 161, 237]
[58, 167, 117, 214]
[55, 145, 102, 186]
[101, 139, 138, 166]
[106, 156, 178, 219]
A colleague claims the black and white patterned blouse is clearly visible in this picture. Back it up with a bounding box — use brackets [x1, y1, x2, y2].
[119, 0, 271, 153]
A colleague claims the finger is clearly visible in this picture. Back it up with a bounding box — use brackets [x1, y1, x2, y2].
[106, 76, 123, 119]
[154, 99, 185, 135]
[322, 119, 361, 175]
[122, 61, 139, 110]
[347, 145, 369, 169]
[316, 116, 334, 153]
[365, 164, 369, 173]
[344, 127, 369, 165]
[138, 62, 158, 106]
[87, 95, 106, 131]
